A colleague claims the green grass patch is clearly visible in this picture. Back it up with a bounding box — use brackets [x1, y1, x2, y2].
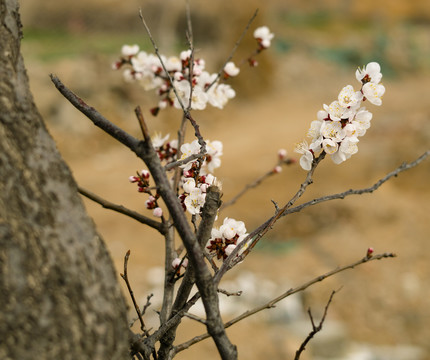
[21, 28, 153, 62]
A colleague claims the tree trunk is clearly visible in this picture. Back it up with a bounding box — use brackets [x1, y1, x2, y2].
[0, 1, 130, 359]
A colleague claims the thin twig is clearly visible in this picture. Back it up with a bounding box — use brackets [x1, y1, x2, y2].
[284, 150, 430, 217]
[78, 186, 165, 234]
[184, 312, 207, 325]
[121, 250, 148, 336]
[185, 1, 194, 112]
[222, 157, 295, 210]
[218, 289, 242, 297]
[215, 152, 326, 283]
[294, 289, 338, 360]
[165, 152, 207, 171]
[135, 106, 151, 141]
[138, 9, 187, 113]
[142, 294, 154, 317]
[174, 251, 396, 353]
[50, 74, 140, 152]
[221, 169, 274, 210]
[207, 9, 259, 91]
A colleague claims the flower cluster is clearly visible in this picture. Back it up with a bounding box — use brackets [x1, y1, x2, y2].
[152, 133, 178, 163]
[295, 62, 385, 170]
[129, 169, 151, 193]
[113, 47, 238, 114]
[129, 170, 163, 217]
[129, 135, 223, 217]
[206, 218, 249, 261]
[179, 139, 223, 215]
[113, 26, 274, 114]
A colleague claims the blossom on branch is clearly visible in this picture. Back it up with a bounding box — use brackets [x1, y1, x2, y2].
[253, 26, 274, 49]
[184, 188, 206, 215]
[295, 62, 385, 169]
[223, 62, 240, 78]
[206, 217, 248, 260]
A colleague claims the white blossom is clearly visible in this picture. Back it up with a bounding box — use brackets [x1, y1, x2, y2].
[338, 85, 362, 108]
[207, 83, 236, 109]
[320, 121, 345, 142]
[180, 140, 201, 170]
[172, 80, 208, 110]
[253, 26, 274, 48]
[220, 218, 246, 239]
[184, 188, 206, 215]
[294, 141, 314, 171]
[362, 82, 385, 106]
[206, 217, 248, 261]
[356, 62, 382, 84]
[322, 138, 339, 155]
[182, 178, 196, 194]
[325, 101, 345, 121]
[152, 133, 170, 149]
[296, 61, 384, 169]
[224, 62, 240, 77]
[206, 140, 223, 173]
[121, 44, 139, 57]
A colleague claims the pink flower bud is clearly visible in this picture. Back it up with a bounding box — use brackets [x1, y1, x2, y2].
[366, 247, 374, 258]
[273, 166, 282, 174]
[129, 176, 138, 183]
[141, 170, 150, 179]
[153, 207, 163, 217]
[278, 149, 287, 159]
[171, 258, 181, 269]
[112, 61, 122, 70]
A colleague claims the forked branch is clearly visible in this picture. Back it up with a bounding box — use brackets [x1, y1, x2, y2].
[294, 289, 339, 360]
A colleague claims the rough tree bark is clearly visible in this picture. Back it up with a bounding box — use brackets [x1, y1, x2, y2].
[0, 1, 130, 359]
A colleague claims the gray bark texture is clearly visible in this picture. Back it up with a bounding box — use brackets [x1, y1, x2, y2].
[0, 1, 130, 359]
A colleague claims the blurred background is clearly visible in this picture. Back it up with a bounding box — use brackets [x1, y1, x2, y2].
[21, 0, 430, 359]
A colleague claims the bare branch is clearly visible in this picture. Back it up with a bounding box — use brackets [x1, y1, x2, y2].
[284, 150, 430, 217]
[184, 312, 207, 325]
[185, 1, 194, 112]
[160, 226, 177, 325]
[207, 9, 259, 91]
[50, 74, 140, 152]
[121, 250, 148, 336]
[164, 152, 206, 171]
[78, 186, 165, 234]
[138, 9, 187, 113]
[142, 294, 154, 317]
[134, 120, 236, 359]
[215, 152, 326, 283]
[294, 289, 338, 360]
[135, 106, 151, 141]
[157, 186, 222, 357]
[175, 251, 396, 353]
[218, 289, 242, 297]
